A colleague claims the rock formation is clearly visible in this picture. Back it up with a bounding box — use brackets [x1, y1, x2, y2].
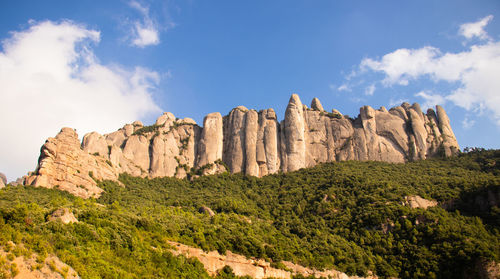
[25, 94, 460, 198]
[24, 127, 117, 198]
[0, 242, 79, 279]
[0, 172, 5, 188]
[403, 195, 438, 209]
[48, 208, 79, 224]
[168, 241, 377, 279]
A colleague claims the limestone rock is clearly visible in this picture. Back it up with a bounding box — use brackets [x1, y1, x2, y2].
[168, 241, 377, 279]
[304, 109, 335, 166]
[331, 109, 342, 116]
[473, 260, 500, 279]
[25, 128, 117, 198]
[27, 94, 460, 196]
[436, 105, 460, 156]
[403, 195, 438, 209]
[155, 112, 176, 127]
[9, 176, 27, 186]
[257, 109, 280, 176]
[0, 243, 79, 279]
[150, 132, 179, 177]
[244, 110, 260, 176]
[0, 172, 6, 186]
[223, 108, 247, 173]
[409, 105, 428, 160]
[122, 135, 150, 174]
[82, 131, 109, 158]
[48, 208, 78, 224]
[150, 120, 200, 178]
[197, 112, 223, 167]
[282, 94, 306, 172]
[310, 97, 324, 111]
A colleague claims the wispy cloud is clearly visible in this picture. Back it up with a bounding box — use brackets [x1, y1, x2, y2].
[364, 84, 375, 96]
[337, 84, 351, 92]
[129, 1, 160, 47]
[462, 116, 476, 129]
[459, 15, 493, 41]
[0, 20, 161, 180]
[344, 15, 500, 125]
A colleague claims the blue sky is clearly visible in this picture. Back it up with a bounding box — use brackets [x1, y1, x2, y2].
[1, 0, 500, 180]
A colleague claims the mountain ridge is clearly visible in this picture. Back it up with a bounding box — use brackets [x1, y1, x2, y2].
[23, 94, 460, 198]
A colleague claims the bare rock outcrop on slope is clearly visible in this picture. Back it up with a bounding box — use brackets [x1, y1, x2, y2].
[403, 195, 438, 209]
[47, 208, 78, 224]
[168, 241, 377, 279]
[0, 242, 79, 279]
[25, 128, 116, 198]
[25, 94, 460, 198]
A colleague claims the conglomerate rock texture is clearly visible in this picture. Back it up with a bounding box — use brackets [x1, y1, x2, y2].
[26, 94, 460, 198]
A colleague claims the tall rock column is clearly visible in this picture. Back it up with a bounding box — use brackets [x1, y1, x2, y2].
[223, 107, 247, 173]
[436, 105, 460, 156]
[408, 104, 428, 160]
[360, 105, 378, 160]
[283, 94, 306, 172]
[197, 112, 223, 167]
[244, 110, 259, 176]
[257, 109, 280, 176]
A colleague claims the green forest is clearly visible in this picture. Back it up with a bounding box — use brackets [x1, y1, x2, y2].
[0, 149, 499, 278]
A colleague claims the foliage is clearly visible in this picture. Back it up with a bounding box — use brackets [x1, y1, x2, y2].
[0, 150, 499, 278]
[132, 124, 160, 136]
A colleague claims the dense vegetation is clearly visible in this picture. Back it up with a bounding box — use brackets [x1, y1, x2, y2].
[0, 149, 499, 278]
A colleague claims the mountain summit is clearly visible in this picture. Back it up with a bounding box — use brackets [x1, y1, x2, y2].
[24, 94, 459, 198]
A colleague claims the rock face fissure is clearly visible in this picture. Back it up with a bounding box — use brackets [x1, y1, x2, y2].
[26, 94, 460, 198]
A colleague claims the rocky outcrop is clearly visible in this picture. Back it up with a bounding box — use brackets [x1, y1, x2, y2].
[403, 195, 438, 209]
[282, 94, 306, 172]
[25, 128, 117, 198]
[47, 208, 78, 224]
[199, 206, 216, 217]
[436, 105, 460, 156]
[472, 260, 500, 279]
[0, 173, 5, 188]
[168, 241, 377, 279]
[0, 242, 79, 279]
[26, 94, 460, 198]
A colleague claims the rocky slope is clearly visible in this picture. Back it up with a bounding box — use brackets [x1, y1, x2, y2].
[0, 242, 79, 279]
[168, 241, 377, 279]
[25, 94, 459, 198]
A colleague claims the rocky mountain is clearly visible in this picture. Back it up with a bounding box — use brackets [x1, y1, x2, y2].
[0, 172, 6, 188]
[25, 94, 459, 198]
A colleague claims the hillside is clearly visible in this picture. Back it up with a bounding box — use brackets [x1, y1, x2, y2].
[0, 149, 499, 278]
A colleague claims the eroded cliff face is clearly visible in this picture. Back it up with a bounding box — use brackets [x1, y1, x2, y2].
[26, 94, 460, 198]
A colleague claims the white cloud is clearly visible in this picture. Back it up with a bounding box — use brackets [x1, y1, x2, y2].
[462, 116, 476, 129]
[360, 46, 442, 86]
[415, 91, 446, 109]
[130, 1, 159, 47]
[0, 20, 161, 181]
[356, 16, 500, 125]
[337, 84, 351, 92]
[364, 84, 375, 96]
[459, 15, 493, 40]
